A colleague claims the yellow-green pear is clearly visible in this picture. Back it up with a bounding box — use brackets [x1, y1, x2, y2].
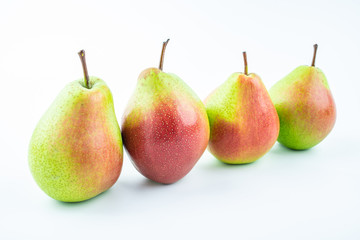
[28, 50, 123, 202]
[269, 44, 336, 150]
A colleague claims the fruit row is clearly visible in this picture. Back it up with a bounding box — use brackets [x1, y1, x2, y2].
[28, 40, 336, 202]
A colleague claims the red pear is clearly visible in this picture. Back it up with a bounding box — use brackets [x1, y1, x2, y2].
[205, 52, 279, 164]
[121, 40, 209, 184]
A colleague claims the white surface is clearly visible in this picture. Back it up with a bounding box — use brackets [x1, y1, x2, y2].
[1, 0, 360, 239]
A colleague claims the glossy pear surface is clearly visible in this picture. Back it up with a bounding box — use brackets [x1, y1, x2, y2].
[269, 66, 336, 150]
[29, 77, 123, 202]
[205, 73, 279, 164]
[121, 68, 209, 184]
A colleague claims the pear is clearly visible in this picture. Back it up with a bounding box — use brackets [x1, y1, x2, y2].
[121, 39, 209, 184]
[205, 52, 279, 164]
[28, 50, 123, 202]
[269, 44, 336, 150]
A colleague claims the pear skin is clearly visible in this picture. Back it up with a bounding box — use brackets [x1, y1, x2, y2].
[121, 40, 209, 184]
[269, 45, 336, 150]
[29, 51, 123, 202]
[205, 52, 279, 164]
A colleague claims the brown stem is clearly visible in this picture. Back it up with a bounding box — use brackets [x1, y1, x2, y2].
[159, 39, 170, 71]
[243, 51, 248, 75]
[78, 50, 90, 88]
[311, 44, 318, 67]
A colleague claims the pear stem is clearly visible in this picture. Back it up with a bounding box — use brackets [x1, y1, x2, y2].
[243, 51, 248, 75]
[78, 50, 90, 89]
[311, 44, 318, 67]
[159, 39, 170, 71]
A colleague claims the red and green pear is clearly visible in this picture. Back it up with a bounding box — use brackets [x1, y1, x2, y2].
[205, 52, 279, 164]
[269, 44, 336, 150]
[121, 39, 209, 184]
[28, 50, 123, 202]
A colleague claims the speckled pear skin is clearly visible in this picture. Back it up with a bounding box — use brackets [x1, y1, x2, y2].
[205, 73, 279, 164]
[121, 68, 209, 184]
[269, 66, 336, 150]
[29, 77, 123, 202]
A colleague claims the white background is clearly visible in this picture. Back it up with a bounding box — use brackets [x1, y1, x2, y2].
[1, 0, 359, 239]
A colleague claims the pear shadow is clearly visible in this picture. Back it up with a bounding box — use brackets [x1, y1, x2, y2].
[52, 187, 113, 208]
[202, 157, 260, 171]
[138, 178, 179, 189]
[269, 142, 313, 156]
[143, 178, 167, 187]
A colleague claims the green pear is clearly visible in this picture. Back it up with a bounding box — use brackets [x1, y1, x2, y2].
[121, 39, 210, 184]
[269, 44, 336, 150]
[205, 52, 279, 164]
[28, 50, 123, 202]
